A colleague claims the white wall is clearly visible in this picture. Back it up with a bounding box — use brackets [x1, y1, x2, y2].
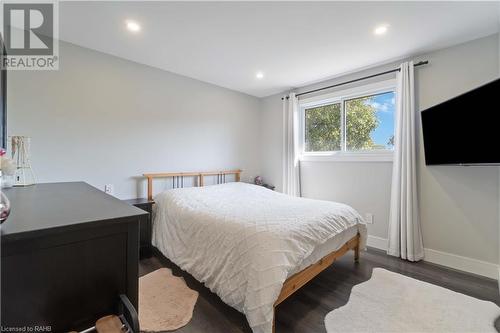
[8, 32, 500, 277]
[260, 95, 283, 191]
[8, 41, 262, 199]
[415, 35, 499, 266]
[260, 34, 500, 276]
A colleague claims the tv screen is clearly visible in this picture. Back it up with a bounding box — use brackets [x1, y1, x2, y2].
[421, 78, 500, 165]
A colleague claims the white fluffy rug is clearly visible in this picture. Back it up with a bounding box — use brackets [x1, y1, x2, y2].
[325, 268, 500, 333]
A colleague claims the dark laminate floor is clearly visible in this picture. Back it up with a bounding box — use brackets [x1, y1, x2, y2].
[139, 247, 500, 333]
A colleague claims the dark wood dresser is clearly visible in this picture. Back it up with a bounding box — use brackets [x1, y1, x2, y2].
[0, 182, 147, 332]
[123, 198, 154, 259]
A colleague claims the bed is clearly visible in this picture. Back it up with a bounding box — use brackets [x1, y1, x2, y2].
[145, 170, 367, 333]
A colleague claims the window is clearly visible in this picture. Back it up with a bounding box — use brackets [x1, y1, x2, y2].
[305, 102, 341, 152]
[300, 82, 395, 161]
[345, 92, 395, 151]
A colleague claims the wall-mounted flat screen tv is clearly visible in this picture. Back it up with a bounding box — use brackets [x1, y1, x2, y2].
[421, 78, 500, 165]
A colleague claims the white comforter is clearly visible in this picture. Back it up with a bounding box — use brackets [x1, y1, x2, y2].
[152, 182, 366, 333]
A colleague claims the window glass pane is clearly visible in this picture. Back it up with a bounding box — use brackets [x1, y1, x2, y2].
[304, 103, 341, 152]
[345, 91, 395, 151]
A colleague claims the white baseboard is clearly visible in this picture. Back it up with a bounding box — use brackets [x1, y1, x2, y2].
[367, 235, 389, 251]
[366, 235, 499, 280]
[423, 248, 499, 280]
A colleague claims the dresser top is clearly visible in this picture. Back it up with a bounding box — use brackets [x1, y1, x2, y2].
[1, 182, 146, 242]
[123, 197, 155, 206]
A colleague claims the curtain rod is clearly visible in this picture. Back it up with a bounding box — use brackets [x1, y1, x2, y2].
[282, 60, 429, 100]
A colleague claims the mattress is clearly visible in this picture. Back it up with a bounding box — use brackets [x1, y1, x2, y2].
[152, 182, 366, 333]
[292, 225, 360, 276]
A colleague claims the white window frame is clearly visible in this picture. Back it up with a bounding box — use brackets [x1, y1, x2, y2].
[299, 79, 396, 162]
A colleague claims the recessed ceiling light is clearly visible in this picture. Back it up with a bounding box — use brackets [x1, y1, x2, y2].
[256, 71, 264, 79]
[374, 25, 389, 35]
[126, 20, 141, 33]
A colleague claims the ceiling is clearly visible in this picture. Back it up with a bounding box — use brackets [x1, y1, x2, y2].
[59, 1, 500, 97]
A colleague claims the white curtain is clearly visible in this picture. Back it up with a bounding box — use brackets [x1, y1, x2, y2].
[282, 93, 301, 196]
[387, 61, 424, 261]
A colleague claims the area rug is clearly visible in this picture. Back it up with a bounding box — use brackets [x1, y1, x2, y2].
[325, 268, 500, 333]
[139, 268, 198, 332]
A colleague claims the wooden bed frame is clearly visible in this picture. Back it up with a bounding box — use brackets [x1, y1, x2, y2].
[143, 169, 360, 333]
[144, 169, 241, 201]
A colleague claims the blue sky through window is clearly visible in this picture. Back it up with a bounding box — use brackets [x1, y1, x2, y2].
[364, 91, 395, 149]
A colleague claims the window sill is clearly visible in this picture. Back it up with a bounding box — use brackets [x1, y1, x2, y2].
[300, 151, 394, 162]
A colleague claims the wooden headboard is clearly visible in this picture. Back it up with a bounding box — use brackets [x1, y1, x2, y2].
[143, 169, 242, 201]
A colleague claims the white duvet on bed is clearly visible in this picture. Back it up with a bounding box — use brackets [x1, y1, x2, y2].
[152, 182, 366, 333]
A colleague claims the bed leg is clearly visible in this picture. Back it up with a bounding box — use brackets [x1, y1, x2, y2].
[354, 238, 360, 263]
[272, 306, 276, 333]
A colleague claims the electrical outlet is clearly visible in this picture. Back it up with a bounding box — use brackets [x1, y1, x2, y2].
[365, 213, 374, 224]
[104, 184, 114, 195]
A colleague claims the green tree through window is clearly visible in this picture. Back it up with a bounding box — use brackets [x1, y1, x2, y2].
[305, 103, 342, 151]
[304, 91, 395, 152]
[345, 97, 379, 150]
